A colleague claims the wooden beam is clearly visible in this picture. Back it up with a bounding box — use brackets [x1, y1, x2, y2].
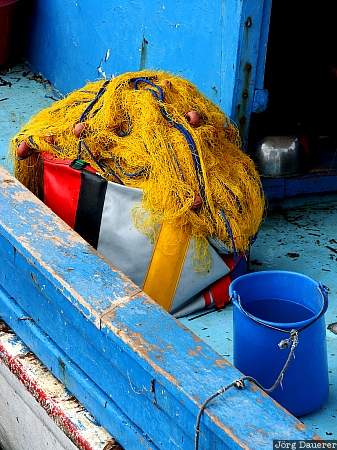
[0, 167, 318, 449]
[231, 0, 272, 142]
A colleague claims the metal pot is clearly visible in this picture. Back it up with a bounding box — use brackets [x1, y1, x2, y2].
[255, 136, 301, 177]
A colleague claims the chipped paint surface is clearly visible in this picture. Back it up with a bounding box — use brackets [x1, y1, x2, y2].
[24, 1, 246, 114]
[0, 64, 58, 171]
[0, 167, 319, 448]
[101, 293, 317, 448]
[232, 0, 272, 142]
[0, 322, 121, 450]
[214, 359, 230, 367]
[187, 346, 202, 357]
[0, 166, 140, 327]
[296, 422, 306, 431]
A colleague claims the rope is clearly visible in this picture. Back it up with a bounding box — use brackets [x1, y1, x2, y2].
[78, 140, 124, 185]
[194, 380, 245, 450]
[161, 108, 207, 206]
[219, 210, 238, 257]
[110, 156, 147, 179]
[132, 77, 207, 205]
[194, 330, 299, 450]
[76, 78, 126, 184]
[28, 135, 39, 150]
[79, 80, 110, 123]
[167, 143, 186, 182]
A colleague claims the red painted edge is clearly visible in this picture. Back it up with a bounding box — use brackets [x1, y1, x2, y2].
[0, 340, 95, 450]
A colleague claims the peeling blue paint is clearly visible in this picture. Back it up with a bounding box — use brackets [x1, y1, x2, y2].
[0, 167, 316, 448]
[24, 0, 269, 118]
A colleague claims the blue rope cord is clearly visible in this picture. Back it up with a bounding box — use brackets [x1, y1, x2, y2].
[167, 143, 186, 182]
[78, 140, 124, 185]
[132, 77, 206, 204]
[219, 210, 238, 257]
[133, 77, 164, 101]
[28, 135, 38, 149]
[74, 76, 239, 256]
[223, 184, 242, 214]
[110, 156, 147, 179]
[79, 80, 110, 123]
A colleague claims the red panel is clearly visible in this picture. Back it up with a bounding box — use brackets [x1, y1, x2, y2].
[42, 154, 81, 228]
[209, 275, 231, 308]
[222, 254, 236, 272]
[206, 255, 239, 309]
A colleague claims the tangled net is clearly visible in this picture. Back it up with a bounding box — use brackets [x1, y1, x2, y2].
[11, 70, 264, 269]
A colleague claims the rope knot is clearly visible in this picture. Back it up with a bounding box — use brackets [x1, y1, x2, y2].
[278, 329, 299, 350]
[234, 379, 245, 390]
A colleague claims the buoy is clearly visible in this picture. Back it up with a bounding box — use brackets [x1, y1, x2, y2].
[192, 194, 202, 210]
[162, 79, 172, 89]
[17, 141, 33, 160]
[44, 135, 55, 144]
[74, 122, 87, 138]
[186, 110, 202, 128]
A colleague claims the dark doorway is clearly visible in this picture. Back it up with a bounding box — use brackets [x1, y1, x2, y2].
[250, 1, 337, 171]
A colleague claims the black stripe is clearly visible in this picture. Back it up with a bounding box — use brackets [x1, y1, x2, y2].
[75, 171, 107, 249]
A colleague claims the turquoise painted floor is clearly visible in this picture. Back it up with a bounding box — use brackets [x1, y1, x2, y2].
[1, 65, 336, 439]
[0, 64, 58, 170]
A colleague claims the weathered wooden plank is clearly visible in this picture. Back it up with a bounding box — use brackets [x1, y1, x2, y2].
[231, 0, 272, 141]
[0, 322, 120, 450]
[0, 239, 191, 447]
[0, 167, 318, 449]
[0, 174, 140, 326]
[262, 174, 337, 201]
[26, 0, 251, 115]
[0, 243, 209, 448]
[0, 289, 155, 450]
[284, 174, 337, 198]
[0, 365, 79, 450]
[101, 294, 319, 448]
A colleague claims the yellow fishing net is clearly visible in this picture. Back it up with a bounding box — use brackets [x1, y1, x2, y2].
[11, 70, 264, 267]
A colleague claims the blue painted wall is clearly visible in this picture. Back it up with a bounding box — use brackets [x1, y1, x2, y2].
[26, 0, 246, 114]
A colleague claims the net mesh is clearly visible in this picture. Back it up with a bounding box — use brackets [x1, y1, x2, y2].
[11, 70, 264, 270]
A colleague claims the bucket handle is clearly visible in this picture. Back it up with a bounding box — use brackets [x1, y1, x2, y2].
[196, 284, 328, 450]
[194, 327, 298, 450]
[231, 282, 328, 335]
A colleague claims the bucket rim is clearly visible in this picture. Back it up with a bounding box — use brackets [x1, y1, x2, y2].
[229, 270, 325, 329]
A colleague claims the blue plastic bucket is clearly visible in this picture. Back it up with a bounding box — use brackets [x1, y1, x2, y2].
[229, 271, 329, 416]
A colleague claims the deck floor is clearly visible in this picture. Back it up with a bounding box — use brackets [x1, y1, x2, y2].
[1, 65, 336, 439]
[0, 64, 56, 170]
